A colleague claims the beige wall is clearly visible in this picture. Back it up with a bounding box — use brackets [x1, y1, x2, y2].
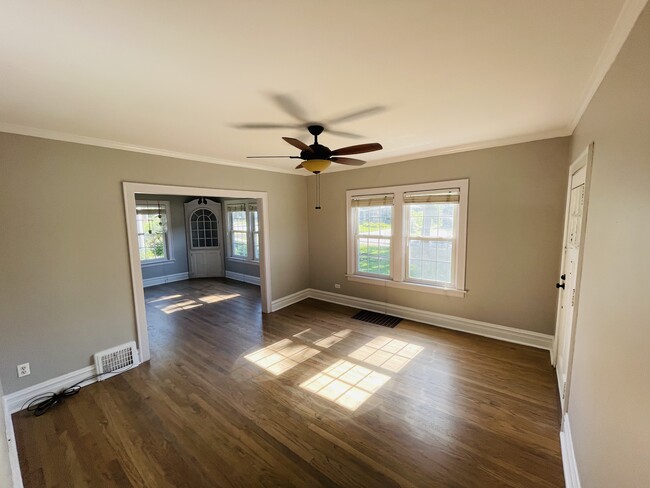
[0, 133, 309, 394]
[307, 138, 570, 335]
[567, 5, 650, 487]
[0, 378, 13, 488]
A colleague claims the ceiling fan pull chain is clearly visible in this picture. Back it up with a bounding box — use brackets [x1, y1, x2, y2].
[316, 173, 322, 210]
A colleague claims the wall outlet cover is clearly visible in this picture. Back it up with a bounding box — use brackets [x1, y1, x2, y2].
[17, 363, 30, 377]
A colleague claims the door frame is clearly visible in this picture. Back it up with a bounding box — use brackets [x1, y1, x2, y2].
[551, 143, 594, 417]
[123, 182, 272, 362]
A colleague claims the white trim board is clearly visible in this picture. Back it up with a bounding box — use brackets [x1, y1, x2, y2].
[225, 271, 261, 286]
[142, 272, 189, 288]
[272, 288, 553, 350]
[560, 414, 582, 488]
[3, 400, 23, 488]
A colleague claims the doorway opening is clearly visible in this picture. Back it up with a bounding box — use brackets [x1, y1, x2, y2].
[123, 182, 272, 362]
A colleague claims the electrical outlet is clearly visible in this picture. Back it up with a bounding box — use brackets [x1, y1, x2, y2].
[17, 363, 30, 378]
[334, 283, 341, 289]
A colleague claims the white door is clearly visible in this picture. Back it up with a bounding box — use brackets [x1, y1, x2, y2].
[554, 162, 588, 409]
[184, 199, 224, 278]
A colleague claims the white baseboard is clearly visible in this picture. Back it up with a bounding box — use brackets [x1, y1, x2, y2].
[3, 399, 23, 488]
[271, 289, 311, 312]
[225, 271, 261, 286]
[271, 288, 554, 350]
[3, 365, 97, 415]
[560, 414, 581, 488]
[142, 272, 189, 288]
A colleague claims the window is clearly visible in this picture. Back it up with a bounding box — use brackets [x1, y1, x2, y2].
[190, 208, 219, 248]
[347, 180, 468, 297]
[136, 200, 173, 264]
[226, 201, 259, 262]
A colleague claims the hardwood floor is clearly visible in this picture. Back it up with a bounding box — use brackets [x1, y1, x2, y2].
[13, 278, 564, 487]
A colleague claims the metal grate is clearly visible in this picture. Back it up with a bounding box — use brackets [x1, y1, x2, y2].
[94, 341, 140, 380]
[352, 310, 402, 328]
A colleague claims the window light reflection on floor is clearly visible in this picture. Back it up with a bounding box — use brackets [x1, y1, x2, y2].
[348, 336, 424, 373]
[244, 339, 320, 376]
[300, 359, 391, 411]
[161, 300, 203, 314]
[146, 294, 183, 304]
[198, 293, 240, 304]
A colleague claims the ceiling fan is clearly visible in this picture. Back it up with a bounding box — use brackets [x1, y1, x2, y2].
[247, 124, 383, 174]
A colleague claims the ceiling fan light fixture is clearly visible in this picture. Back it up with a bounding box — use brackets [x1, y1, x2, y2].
[302, 159, 331, 174]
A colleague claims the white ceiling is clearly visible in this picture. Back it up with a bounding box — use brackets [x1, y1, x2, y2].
[0, 0, 642, 174]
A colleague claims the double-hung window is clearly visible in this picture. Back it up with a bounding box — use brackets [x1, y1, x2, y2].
[226, 201, 259, 262]
[347, 180, 468, 297]
[136, 200, 173, 264]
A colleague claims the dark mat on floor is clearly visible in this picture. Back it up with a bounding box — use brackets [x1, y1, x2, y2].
[352, 310, 402, 328]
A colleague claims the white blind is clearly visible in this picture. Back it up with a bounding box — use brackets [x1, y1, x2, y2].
[351, 193, 394, 207]
[227, 203, 247, 212]
[403, 188, 460, 204]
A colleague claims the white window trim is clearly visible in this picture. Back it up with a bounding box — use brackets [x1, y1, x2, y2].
[225, 200, 260, 265]
[136, 200, 175, 267]
[346, 179, 468, 297]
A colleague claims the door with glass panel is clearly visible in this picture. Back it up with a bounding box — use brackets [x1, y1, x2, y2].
[184, 199, 224, 278]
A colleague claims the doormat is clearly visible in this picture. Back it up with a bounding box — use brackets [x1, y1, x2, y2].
[352, 310, 402, 328]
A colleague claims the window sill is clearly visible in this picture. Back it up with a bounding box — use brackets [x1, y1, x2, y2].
[346, 274, 466, 298]
[141, 259, 175, 268]
[226, 257, 260, 266]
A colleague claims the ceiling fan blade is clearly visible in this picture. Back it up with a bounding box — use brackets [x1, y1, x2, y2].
[331, 157, 366, 166]
[295, 162, 304, 169]
[271, 93, 309, 122]
[235, 123, 300, 130]
[326, 106, 386, 125]
[325, 129, 363, 139]
[331, 143, 383, 156]
[246, 155, 296, 159]
[283, 137, 313, 153]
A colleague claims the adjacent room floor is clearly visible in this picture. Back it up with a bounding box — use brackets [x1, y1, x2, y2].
[12, 279, 564, 487]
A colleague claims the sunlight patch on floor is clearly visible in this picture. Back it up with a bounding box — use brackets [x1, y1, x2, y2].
[199, 293, 240, 304]
[300, 359, 391, 411]
[348, 336, 424, 373]
[146, 294, 183, 304]
[245, 339, 320, 376]
[161, 300, 203, 314]
[313, 329, 351, 349]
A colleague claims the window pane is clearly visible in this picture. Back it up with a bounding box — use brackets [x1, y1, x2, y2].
[231, 211, 247, 231]
[232, 231, 248, 257]
[357, 206, 392, 237]
[408, 238, 453, 284]
[136, 202, 169, 261]
[357, 237, 391, 276]
[253, 233, 260, 261]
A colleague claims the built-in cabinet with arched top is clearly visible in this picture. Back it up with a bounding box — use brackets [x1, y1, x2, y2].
[184, 199, 224, 278]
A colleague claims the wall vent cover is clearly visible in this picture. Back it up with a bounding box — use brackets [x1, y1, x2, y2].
[94, 341, 140, 380]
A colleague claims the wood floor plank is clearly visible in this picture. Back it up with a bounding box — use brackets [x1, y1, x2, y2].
[12, 278, 564, 487]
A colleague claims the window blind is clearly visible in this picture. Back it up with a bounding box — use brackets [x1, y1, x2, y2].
[403, 188, 460, 204]
[350, 193, 394, 207]
[227, 203, 247, 212]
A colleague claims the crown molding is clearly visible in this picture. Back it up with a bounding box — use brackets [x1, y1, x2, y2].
[569, 0, 649, 131]
[0, 123, 298, 175]
[330, 127, 573, 172]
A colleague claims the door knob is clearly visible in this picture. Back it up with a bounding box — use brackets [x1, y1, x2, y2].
[556, 283, 565, 289]
[560, 274, 566, 280]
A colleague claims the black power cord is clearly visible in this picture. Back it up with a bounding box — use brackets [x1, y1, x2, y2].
[23, 367, 133, 417]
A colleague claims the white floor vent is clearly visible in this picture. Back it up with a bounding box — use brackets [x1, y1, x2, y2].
[94, 341, 140, 380]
